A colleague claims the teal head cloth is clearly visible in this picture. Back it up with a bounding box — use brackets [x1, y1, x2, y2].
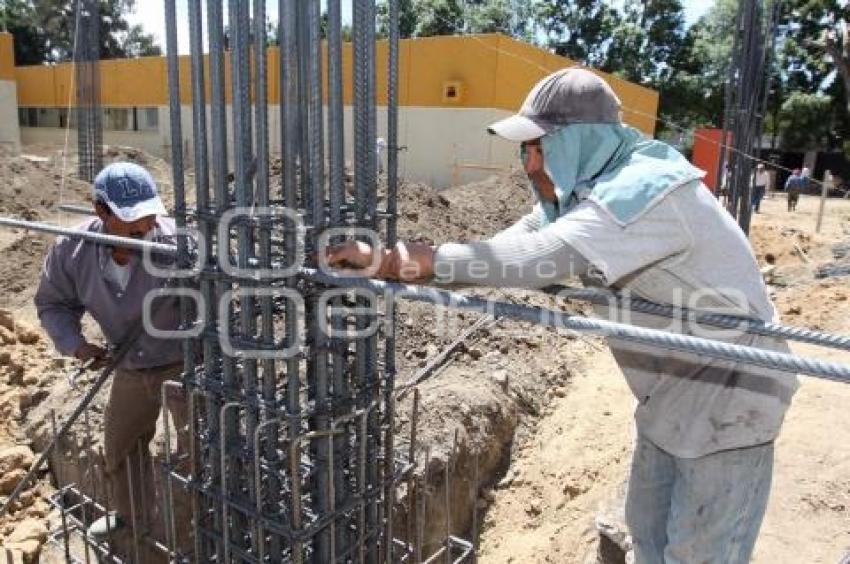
[530, 124, 705, 226]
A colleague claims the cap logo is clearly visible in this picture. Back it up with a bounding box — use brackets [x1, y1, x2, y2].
[106, 175, 155, 206]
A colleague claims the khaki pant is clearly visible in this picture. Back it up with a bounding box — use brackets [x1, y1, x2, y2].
[103, 363, 187, 561]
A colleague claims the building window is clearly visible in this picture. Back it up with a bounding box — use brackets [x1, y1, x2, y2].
[19, 106, 159, 132]
[140, 107, 159, 131]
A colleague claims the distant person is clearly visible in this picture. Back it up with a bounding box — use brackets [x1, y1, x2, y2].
[823, 169, 835, 195]
[785, 168, 805, 211]
[376, 137, 388, 174]
[752, 163, 769, 213]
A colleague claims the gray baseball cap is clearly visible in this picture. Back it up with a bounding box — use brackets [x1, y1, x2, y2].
[487, 67, 622, 142]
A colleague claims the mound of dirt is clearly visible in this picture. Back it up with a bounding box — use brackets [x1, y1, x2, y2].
[0, 309, 60, 551]
[397, 171, 533, 244]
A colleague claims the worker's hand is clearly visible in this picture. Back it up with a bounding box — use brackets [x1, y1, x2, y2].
[74, 342, 108, 370]
[325, 240, 435, 282]
[325, 240, 381, 271]
[389, 241, 436, 282]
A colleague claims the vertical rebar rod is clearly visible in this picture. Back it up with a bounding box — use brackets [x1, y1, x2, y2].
[50, 413, 72, 561]
[207, 0, 228, 209]
[165, 0, 184, 197]
[126, 455, 141, 564]
[279, 1, 304, 553]
[83, 408, 96, 564]
[363, 5, 381, 561]
[229, 1, 259, 557]
[352, 4, 380, 557]
[383, 2, 400, 559]
[90, 0, 102, 177]
[205, 1, 228, 559]
[297, 0, 311, 220]
[327, 0, 346, 227]
[326, 0, 353, 557]
[252, 0, 280, 560]
[72, 423, 91, 564]
[304, 0, 333, 561]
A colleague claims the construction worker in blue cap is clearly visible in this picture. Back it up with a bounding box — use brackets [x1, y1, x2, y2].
[35, 161, 187, 557]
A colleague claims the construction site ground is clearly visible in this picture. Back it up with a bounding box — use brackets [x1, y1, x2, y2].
[0, 147, 848, 563]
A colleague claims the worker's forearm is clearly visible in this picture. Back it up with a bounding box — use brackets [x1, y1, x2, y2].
[488, 210, 542, 243]
[433, 229, 588, 288]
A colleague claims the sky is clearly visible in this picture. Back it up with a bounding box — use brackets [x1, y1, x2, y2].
[127, 1, 714, 55]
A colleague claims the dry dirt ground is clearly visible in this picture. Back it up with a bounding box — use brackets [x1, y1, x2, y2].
[0, 144, 849, 564]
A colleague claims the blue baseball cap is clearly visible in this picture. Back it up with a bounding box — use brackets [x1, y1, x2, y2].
[93, 162, 167, 222]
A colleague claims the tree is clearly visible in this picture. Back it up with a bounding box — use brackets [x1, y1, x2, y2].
[605, 0, 687, 85]
[377, 0, 418, 39]
[1, 0, 161, 64]
[650, 0, 737, 140]
[0, 0, 50, 65]
[535, 0, 621, 67]
[770, 0, 850, 149]
[119, 24, 161, 57]
[416, 0, 464, 37]
[777, 91, 834, 149]
[465, 0, 513, 34]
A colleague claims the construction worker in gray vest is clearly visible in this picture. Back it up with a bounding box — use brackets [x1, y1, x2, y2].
[35, 162, 187, 559]
[326, 68, 798, 563]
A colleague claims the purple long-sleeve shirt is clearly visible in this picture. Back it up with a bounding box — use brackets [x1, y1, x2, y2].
[34, 217, 184, 370]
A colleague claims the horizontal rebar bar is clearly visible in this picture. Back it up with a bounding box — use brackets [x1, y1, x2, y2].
[302, 268, 850, 383]
[4, 215, 849, 380]
[17, 213, 850, 355]
[0, 217, 178, 255]
[545, 285, 850, 351]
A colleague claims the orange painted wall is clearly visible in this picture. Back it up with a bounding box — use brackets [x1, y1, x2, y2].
[692, 128, 732, 192]
[0, 33, 15, 81]
[13, 33, 659, 134]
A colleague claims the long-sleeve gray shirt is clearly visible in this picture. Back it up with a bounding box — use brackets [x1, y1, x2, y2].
[34, 217, 184, 370]
[433, 181, 798, 458]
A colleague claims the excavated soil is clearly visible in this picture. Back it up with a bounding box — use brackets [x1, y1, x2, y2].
[1, 146, 849, 564]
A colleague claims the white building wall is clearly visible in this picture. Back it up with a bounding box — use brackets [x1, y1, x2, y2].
[0, 81, 21, 153]
[21, 105, 522, 189]
[21, 127, 163, 157]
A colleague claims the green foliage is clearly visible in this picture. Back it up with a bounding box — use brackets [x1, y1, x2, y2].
[377, 0, 418, 39]
[465, 0, 513, 34]
[651, 0, 738, 139]
[777, 91, 834, 149]
[0, 0, 49, 65]
[120, 24, 161, 57]
[2, 0, 161, 64]
[536, 0, 620, 66]
[416, 0, 464, 37]
[604, 0, 687, 84]
[768, 0, 850, 150]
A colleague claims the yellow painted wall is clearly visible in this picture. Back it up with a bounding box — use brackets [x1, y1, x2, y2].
[14, 33, 658, 134]
[0, 33, 15, 81]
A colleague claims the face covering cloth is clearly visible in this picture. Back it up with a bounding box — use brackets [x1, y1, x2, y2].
[531, 123, 705, 227]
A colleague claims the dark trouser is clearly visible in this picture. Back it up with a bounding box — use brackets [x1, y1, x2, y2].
[788, 192, 799, 211]
[103, 363, 187, 561]
[751, 185, 766, 212]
